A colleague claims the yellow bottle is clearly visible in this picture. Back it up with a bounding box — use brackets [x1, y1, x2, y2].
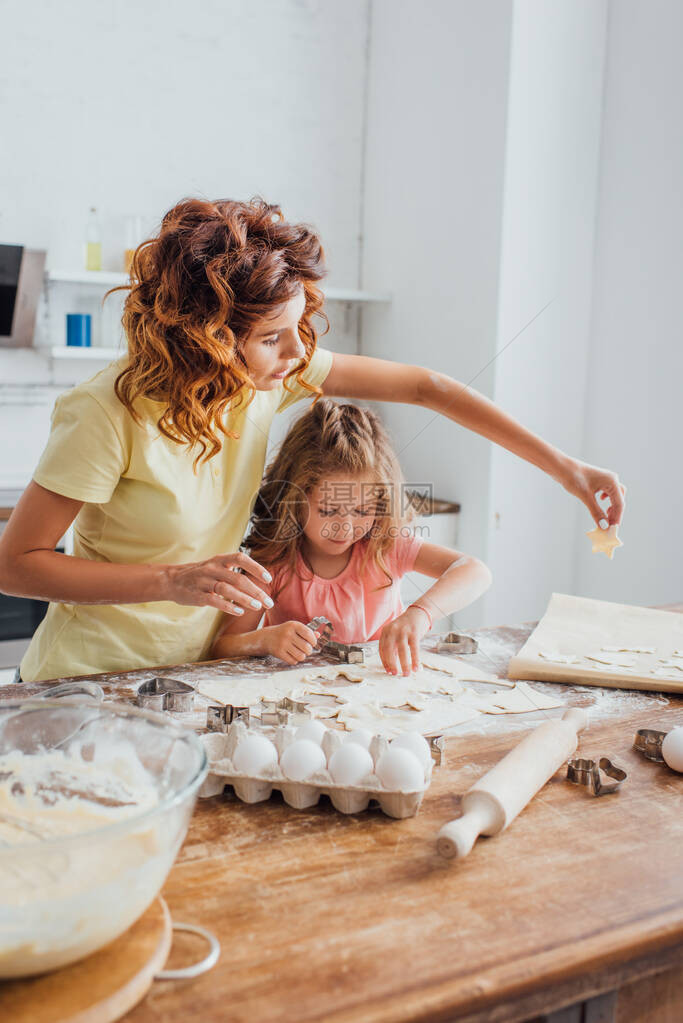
[85, 207, 102, 272]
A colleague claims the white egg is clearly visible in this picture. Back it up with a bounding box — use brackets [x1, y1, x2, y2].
[280, 739, 327, 781]
[233, 734, 278, 775]
[662, 726, 683, 773]
[295, 720, 328, 745]
[329, 744, 374, 786]
[390, 733, 432, 771]
[345, 728, 373, 750]
[376, 747, 425, 792]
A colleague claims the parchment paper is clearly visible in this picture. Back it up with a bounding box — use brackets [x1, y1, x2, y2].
[508, 593, 683, 693]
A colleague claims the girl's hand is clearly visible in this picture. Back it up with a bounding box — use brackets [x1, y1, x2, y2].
[379, 607, 430, 676]
[560, 459, 626, 528]
[165, 552, 274, 615]
[261, 621, 320, 665]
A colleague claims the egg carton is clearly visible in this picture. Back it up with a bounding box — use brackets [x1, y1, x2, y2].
[198, 721, 435, 819]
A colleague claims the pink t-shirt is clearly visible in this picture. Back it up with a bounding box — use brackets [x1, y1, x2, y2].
[263, 534, 423, 644]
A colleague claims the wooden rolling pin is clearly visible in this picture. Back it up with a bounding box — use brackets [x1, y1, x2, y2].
[436, 707, 588, 859]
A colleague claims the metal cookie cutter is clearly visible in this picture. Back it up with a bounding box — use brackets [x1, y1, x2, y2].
[436, 632, 478, 654]
[36, 680, 105, 702]
[567, 756, 627, 796]
[633, 728, 667, 762]
[260, 699, 292, 726]
[206, 704, 250, 732]
[274, 696, 312, 725]
[136, 677, 195, 713]
[306, 617, 365, 664]
[428, 735, 446, 766]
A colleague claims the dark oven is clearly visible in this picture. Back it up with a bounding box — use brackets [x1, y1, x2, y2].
[0, 520, 62, 667]
[0, 591, 49, 668]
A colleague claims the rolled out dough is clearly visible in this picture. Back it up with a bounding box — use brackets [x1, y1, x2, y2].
[195, 648, 558, 738]
[196, 650, 501, 708]
[508, 593, 683, 694]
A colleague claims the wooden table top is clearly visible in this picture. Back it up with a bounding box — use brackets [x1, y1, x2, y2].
[3, 616, 683, 1022]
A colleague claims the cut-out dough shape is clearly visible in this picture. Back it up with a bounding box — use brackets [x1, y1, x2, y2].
[419, 654, 508, 685]
[585, 653, 636, 668]
[602, 645, 655, 654]
[196, 675, 308, 706]
[459, 681, 564, 715]
[586, 524, 622, 559]
[303, 679, 434, 710]
[309, 705, 340, 719]
[538, 651, 580, 665]
[417, 654, 511, 687]
[336, 699, 481, 739]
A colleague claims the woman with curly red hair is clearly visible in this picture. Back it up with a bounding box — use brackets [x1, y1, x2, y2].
[0, 197, 624, 681]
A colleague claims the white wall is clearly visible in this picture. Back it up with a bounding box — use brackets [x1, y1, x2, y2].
[0, 0, 371, 483]
[575, 0, 683, 607]
[0, 0, 368, 285]
[483, 0, 608, 625]
[362, 0, 609, 628]
[361, 0, 513, 625]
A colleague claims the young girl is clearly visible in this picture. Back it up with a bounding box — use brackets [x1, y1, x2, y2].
[210, 398, 492, 676]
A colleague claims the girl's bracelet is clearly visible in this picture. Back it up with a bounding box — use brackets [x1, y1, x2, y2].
[408, 602, 433, 631]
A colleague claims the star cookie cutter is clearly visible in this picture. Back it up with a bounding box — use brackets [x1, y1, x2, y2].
[206, 703, 250, 732]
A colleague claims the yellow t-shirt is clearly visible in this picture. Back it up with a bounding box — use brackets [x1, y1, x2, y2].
[21, 347, 333, 682]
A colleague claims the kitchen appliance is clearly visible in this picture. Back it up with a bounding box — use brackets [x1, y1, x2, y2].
[0, 244, 46, 348]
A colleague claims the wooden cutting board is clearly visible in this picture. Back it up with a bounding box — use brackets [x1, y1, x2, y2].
[0, 897, 172, 1023]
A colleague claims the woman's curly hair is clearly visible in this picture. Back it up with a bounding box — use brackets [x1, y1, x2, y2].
[108, 197, 328, 465]
[246, 398, 406, 595]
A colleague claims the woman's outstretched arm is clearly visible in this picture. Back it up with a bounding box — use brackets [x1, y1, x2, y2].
[322, 353, 625, 528]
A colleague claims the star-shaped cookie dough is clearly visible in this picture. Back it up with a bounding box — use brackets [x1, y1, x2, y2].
[586, 524, 623, 559]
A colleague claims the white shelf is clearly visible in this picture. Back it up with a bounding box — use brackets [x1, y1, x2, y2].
[45, 270, 391, 303]
[324, 287, 391, 303]
[46, 269, 129, 286]
[49, 346, 122, 360]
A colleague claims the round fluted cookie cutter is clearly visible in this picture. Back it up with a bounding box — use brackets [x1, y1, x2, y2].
[155, 920, 220, 980]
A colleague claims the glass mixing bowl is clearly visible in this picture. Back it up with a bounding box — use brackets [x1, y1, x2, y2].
[0, 700, 207, 978]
